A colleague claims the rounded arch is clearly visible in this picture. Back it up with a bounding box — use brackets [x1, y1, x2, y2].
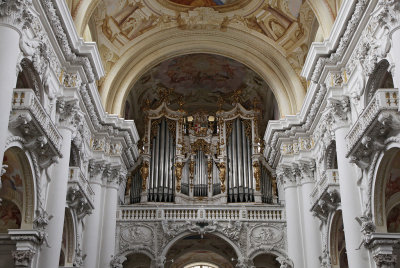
[59, 208, 77, 266]
[372, 145, 400, 231]
[118, 245, 156, 261]
[161, 231, 242, 262]
[100, 27, 305, 118]
[365, 59, 394, 104]
[123, 252, 153, 268]
[328, 209, 348, 268]
[1, 146, 36, 228]
[248, 247, 287, 263]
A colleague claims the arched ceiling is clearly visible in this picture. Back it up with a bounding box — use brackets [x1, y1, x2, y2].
[165, 234, 236, 268]
[65, 0, 343, 118]
[125, 53, 278, 136]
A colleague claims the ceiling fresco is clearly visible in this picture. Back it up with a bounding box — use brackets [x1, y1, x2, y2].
[168, 0, 239, 7]
[125, 53, 279, 137]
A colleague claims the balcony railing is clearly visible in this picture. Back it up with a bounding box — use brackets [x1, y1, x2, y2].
[69, 167, 94, 204]
[310, 169, 340, 221]
[346, 88, 398, 157]
[117, 204, 285, 222]
[12, 89, 62, 155]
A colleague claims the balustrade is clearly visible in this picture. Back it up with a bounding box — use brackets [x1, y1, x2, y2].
[117, 204, 285, 222]
[11, 89, 62, 154]
[346, 88, 399, 158]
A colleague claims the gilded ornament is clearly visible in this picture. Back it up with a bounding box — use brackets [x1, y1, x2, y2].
[140, 161, 149, 190]
[217, 162, 226, 193]
[174, 162, 185, 192]
[253, 161, 261, 191]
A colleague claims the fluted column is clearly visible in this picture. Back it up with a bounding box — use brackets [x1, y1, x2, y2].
[38, 97, 82, 268]
[277, 166, 305, 268]
[100, 169, 125, 268]
[83, 161, 107, 267]
[328, 96, 371, 268]
[0, 1, 34, 165]
[298, 160, 322, 268]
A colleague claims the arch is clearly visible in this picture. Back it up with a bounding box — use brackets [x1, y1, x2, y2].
[252, 253, 281, 268]
[328, 210, 348, 268]
[365, 59, 394, 104]
[372, 146, 400, 231]
[70, 0, 101, 37]
[118, 245, 156, 261]
[248, 248, 287, 261]
[123, 252, 152, 268]
[306, 0, 338, 39]
[59, 208, 76, 266]
[1, 146, 36, 228]
[161, 231, 242, 263]
[100, 27, 305, 118]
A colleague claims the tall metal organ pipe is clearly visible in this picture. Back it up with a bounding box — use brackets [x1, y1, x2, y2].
[227, 118, 254, 202]
[148, 119, 175, 202]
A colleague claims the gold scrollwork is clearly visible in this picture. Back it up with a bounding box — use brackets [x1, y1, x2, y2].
[252, 161, 261, 191]
[217, 162, 226, 193]
[191, 139, 210, 154]
[140, 161, 149, 191]
[174, 162, 185, 192]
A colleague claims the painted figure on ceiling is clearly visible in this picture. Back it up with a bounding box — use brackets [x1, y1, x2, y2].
[170, 0, 236, 7]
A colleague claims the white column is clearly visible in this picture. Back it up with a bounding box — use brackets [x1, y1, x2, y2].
[278, 168, 304, 268]
[37, 127, 73, 268]
[390, 28, 400, 89]
[335, 127, 371, 268]
[0, 20, 23, 163]
[300, 180, 322, 268]
[83, 163, 106, 267]
[99, 170, 121, 268]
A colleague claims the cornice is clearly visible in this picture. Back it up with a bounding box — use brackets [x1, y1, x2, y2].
[264, 0, 380, 168]
[34, 0, 140, 168]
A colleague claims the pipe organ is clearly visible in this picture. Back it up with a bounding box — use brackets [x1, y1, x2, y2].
[128, 101, 276, 204]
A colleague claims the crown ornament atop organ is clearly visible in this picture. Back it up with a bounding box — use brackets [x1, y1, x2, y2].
[126, 89, 277, 204]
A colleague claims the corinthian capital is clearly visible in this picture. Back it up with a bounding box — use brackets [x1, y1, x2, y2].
[326, 96, 351, 130]
[373, 254, 397, 267]
[375, 0, 400, 32]
[56, 98, 83, 131]
[0, 0, 35, 31]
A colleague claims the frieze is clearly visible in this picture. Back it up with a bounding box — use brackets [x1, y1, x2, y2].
[249, 224, 283, 248]
[120, 224, 153, 249]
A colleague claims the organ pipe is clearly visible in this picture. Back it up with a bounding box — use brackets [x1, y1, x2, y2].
[227, 118, 254, 202]
[148, 118, 175, 202]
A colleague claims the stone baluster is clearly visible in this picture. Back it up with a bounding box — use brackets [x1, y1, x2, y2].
[327, 96, 371, 268]
[38, 96, 83, 268]
[100, 168, 126, 268]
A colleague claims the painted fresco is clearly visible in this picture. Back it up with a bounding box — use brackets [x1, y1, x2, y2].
[387, 204, 400, 232]
[0, 150, 24, 212]
[128, 54, 278, 137]
[385, 152, 400, 202]
[154, 54, 247, 95]
[0, 199, 21, 232]
[168, 0, 238, 7]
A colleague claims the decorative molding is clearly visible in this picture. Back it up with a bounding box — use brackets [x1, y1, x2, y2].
[346, 89, 399, 168]
[0, 0, 35, 31]
[12, 250, 35, 267]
